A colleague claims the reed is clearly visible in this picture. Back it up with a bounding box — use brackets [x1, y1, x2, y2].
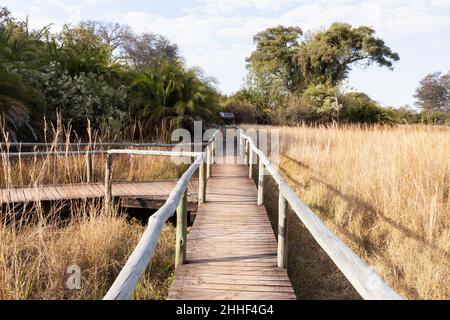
[247, 124, 449, 300]
[0, 122, 180, 300]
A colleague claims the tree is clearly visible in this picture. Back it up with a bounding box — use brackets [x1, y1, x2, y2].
[48, 23, 113, 76]
[414, 71, 450, 115]
[223, 90, 260, 124]
[120, 31, 179, 70]
[246, 26, 302, 108]
[0, 6, 222, 140]
[339, 92, 390, 123]
[0, 7, 46, 141]
[128, 60, 218, 131]
[80, 21, 131, 51]
[294, 23, 399, 87]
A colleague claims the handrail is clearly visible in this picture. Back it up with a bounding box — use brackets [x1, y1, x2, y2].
[0, 142, 207, 148]
[103, 154, 204, 300]
[0, 144, 206, 158]
[103, 129, 220, 300]
[107, 149, 201, 158]
[239, 129, 403, 300]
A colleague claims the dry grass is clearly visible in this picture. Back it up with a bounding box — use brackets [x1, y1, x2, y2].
[0, 124, 184, 187]
[0, 201, 175, 300]
[248, 124, 449, 300]
[0, 123, 181, 300]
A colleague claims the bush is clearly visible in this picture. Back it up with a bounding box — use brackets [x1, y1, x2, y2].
[339, 92, 391, 124]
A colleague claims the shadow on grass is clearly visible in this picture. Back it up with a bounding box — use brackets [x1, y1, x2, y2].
[262, 175, 361, 300]
[282, 154, 448, 259]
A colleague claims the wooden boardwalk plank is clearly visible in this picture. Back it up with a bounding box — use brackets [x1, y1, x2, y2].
[0, 180, 199, 207]
[168, 158, 295, 300]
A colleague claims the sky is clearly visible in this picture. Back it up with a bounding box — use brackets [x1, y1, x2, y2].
[2, 0, 450, 107]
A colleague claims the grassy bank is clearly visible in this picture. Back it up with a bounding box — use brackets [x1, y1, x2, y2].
[247, 124, 449, 300]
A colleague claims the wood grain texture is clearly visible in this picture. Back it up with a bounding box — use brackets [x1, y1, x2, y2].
[168, 157, 296, 300]
[0, 180, 198, 208]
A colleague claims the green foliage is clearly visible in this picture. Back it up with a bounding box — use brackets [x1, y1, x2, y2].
[128, 60, 219, 131]
[244, 22, 401, 125]
[48, 24, 113, 76]
[339, 92, 391, 124]
[246, 26, 302, 107]
[0, 7, 46, 140]
[223, 90, 259, 124]
[0, 7, 221, 141]
[31, 61, 128, 133]
[294, 23, 399, 87]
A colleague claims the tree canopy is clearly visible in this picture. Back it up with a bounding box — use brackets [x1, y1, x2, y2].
[238, 22, 406, 124]
[246, 26, 302, 107]
[0, 6, 221, 141]
[414, 71, 449, 115]
[294, 23, 399, 87]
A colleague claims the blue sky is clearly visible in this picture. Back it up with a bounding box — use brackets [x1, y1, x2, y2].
[2, 0, 450, 107]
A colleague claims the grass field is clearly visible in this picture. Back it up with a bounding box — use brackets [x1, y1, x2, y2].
[1, 124, 448, 300]
[0, 128, 180, 299]
[248, 124, 449, 300]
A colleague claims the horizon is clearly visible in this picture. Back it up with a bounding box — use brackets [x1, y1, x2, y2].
[3, 0, 450, 107]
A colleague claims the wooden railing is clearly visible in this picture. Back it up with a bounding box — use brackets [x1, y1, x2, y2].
[0, 142, 210, 184]
[0, 142, 208, 149]
[239, 129, 403, 300]
[103, 130, 219, 300]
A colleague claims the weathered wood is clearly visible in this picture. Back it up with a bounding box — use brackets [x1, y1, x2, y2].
[248, 148, 253, 179]
[122, 198, 198, 212]
[198, 161, 207, 204]
[176, 190, 188, 267]
[104, 155, 203, 300]
[211, 140, 215, 164]
[104, 153, 113, 210]
[240, 132, 402, 300]
[239, 132, 243, 159]
[206, 145, 211, 179]
[244, 140, 249, 165]
[107, 149, 201, 158]
[257, 157, 264, 205]
[168, 155, 296, 300]
[0, 180, 199, 205]
[277, 191, 287, 269]
[86, 152, 93, 183]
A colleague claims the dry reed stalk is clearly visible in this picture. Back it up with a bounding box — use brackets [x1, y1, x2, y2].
[244, 124, 449, 300]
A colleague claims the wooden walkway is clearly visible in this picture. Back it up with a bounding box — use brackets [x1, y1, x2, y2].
[168, 157, 296, 300]
[0, 180, 198, 210]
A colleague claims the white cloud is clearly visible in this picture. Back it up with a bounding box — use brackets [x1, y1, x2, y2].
[3, 0, 449, 105]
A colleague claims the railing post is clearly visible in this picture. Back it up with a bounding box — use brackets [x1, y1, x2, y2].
[211, 139, 215, 165]
[175, 189, 188, 267]
[104, 153, 113, 210]
[86, 152, 93, 183]
[277, 190, 288, 268]
[249, 148, 253, 178]
[257, 157, 264, 205]
[244, 140, 249, 165]
[199, 160, 207, 203]
[239, 131, 243, 159]
[206, 145, 211, 179]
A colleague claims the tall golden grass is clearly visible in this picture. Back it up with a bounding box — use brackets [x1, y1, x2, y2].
[251, 124, 449, 300]
[0, 123, 181, 299]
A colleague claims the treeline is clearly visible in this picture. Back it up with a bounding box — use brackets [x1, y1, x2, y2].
[1, 5, 448, 142]
[224, 24, 450, 125]
[0, 7, 221, 142]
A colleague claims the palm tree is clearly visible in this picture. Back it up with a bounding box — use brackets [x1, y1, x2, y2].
[128, 60, 218, 133]
[0, 21, 45, 141]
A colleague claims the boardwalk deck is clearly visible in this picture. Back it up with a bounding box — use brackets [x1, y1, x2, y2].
[168, 157, 296, 300]
[0, 180, 198, 210]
